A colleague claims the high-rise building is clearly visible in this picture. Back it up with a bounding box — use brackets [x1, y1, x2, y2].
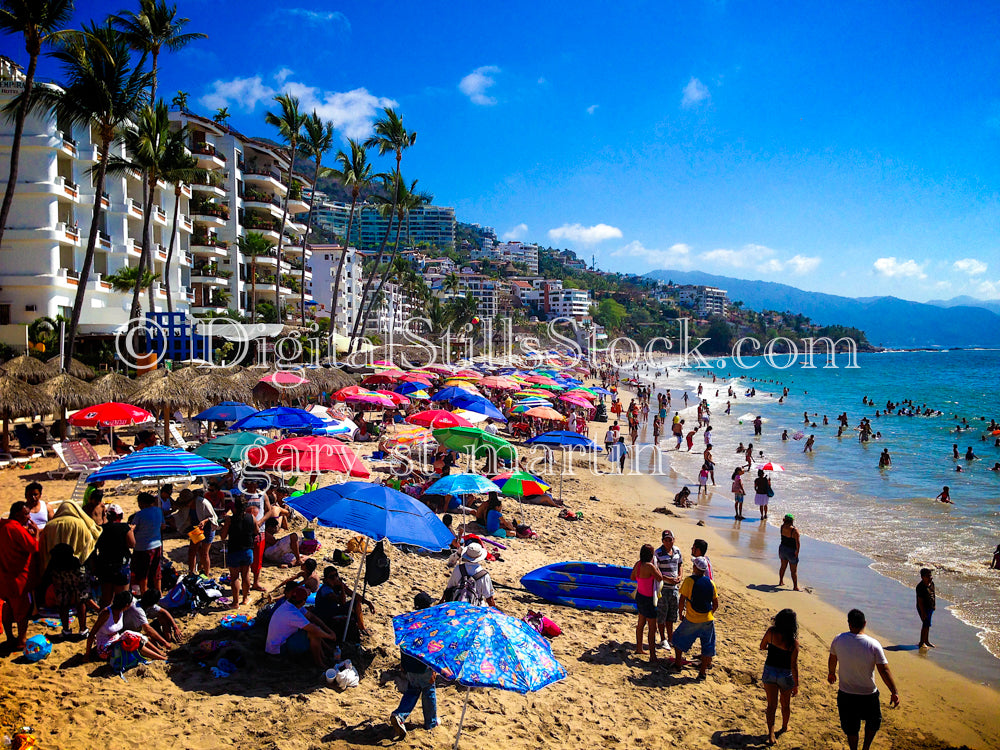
[313, 200, 456, 250]
[308, 244, 361, 335]
[0, 59, 195, 344]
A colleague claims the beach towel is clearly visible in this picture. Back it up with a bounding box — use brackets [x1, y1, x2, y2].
[38, 502, 100, 571]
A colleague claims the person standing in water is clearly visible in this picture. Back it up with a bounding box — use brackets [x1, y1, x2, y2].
[778, 515, 800, 591]
[935, 486, 953, 504]
[754, 469, 772, 520]
[915, 568, 936, 649]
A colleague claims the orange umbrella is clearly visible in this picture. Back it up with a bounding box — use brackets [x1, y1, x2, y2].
[524, 406, 566, 421]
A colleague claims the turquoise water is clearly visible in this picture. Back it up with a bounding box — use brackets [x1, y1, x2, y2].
[673, 350, 1000, 661]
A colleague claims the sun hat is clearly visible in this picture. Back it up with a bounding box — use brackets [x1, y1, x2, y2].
[106, 503, 124, 517]
[462, 542, 487, 564]
[692, 556, 709, 572]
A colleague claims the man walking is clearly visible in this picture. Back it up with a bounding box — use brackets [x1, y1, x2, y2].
[828, 609, 900, 750]
[654, 530, 683, 649]
[916, 568, 935, 649]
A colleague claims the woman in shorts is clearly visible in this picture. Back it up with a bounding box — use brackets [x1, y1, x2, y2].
[758, 608, 799, 746]
[630, 544, 663, 663]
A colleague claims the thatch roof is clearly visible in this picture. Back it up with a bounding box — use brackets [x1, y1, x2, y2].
[39, 373, 97, 409]
[131, 370, 207, 410]
[341, 345, 434, 369]
[0, 372, 56, 417]
[189, 371, 252, 403]
[91, 372, 137, 403]
[1, 354, 54, 384]
[46, 355, 95, 380]
[307, 366, 357, 392]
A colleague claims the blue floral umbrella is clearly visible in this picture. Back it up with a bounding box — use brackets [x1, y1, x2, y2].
[392, 602, 566, 748]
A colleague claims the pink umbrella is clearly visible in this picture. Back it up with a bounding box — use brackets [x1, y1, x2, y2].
[246, 436, 369, 477]
[375, 389, 411, 406]
[406, 410, 474, 429]
[480, 376, 518, 390]
[526, 375, 559, 386]
[559, 394, 594, 408]
[259, 371, 310, 386]
[758, 462, 785, 472]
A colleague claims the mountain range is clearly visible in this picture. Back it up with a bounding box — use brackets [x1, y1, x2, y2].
[644, 270, 1000, 348]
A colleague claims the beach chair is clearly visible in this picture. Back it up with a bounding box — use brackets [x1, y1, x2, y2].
[168, 423, 194, 449]
[47, 443, 96, 480]
[77, 439, 117, 466]
[69, 475, 91, 504]
[14, 423, 56, 456]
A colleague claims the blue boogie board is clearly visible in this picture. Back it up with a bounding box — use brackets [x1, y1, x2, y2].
[520, 561, 637, 612]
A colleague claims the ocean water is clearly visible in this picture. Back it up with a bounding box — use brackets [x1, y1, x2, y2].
[659, 350, 1000, 664]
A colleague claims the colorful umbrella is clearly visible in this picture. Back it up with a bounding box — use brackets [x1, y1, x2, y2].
[431, 385, 480, 402]
[194, 432, 273, 462]
[524, 406, 566, 421]
[406, 410, 474, 429]
[558, 395, 593, 408]
[68, 402, 153, 427]
[259, 371, 309, 387]
[375, 389, 411, 406]
[758, 462, 785, 472]
[433, 426, 517, 461]
[523, 431, 600, 500]
[393, 602, 566, 747]
[396, 381, 430, 396]
[193, 401, 257, 423]
[479, 376, 518, 390]
[425, 472, 499, 496]
[246, 436, 369, 477]
[86, 446, 227, 482]
[229, 406, 326, 432]
[449, 393, 507, 422]
[492, 471, 550, 497]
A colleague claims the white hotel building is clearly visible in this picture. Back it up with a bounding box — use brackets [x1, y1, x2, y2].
[308, 244, 362, 335]
[0, 59, 197, 342]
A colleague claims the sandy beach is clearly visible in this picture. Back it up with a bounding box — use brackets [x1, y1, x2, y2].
[1, 394, 998, 750]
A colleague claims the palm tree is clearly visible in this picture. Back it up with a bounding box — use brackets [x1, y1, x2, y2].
[264, 93, 307, 323]
[237, 231, 274, 324]
[111, 0, 206, 101]
[349, 107, 415, 351]
[327, 138, 372, 334]
[157, 131, 199, 313]
[105, 264, 156, 300]
[213, 106, 229, 126]
[170, 89, 188, 110]
[296, 111, 334, 324]
[444, 271, 461, 298]
[103, 101, 184, 323]
[26, 22, 152, 364]
[0, 0, 74, 252]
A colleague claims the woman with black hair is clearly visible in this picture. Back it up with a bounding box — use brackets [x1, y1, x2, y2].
[759, 608, 800, 745]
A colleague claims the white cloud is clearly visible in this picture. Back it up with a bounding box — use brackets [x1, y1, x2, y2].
[586, 104, 599, 115]
[547, 223, 623, 244]
[200, 72, 396, 140]
[953, 258, 987, 275]
[612, 241, 693, 269]
[283, 8, 350, 27]
[681, 77, 710, 108]
[785, 254, 822, 274]
[974, 279, 1000, 299]
[502, 223, 529, 241]
[873, 256, 927, 279]
[459, 65, 501, 106]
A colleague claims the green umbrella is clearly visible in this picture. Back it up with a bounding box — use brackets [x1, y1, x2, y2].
[433, 426, 517, 461]
[194, 432, 273, 462]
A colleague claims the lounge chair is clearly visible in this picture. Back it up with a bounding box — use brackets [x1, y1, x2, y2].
[169, 423, 194, 449]
[47, 443, 96, 480]
[14, 423, 56, 456]
[76, 439, 117, 466]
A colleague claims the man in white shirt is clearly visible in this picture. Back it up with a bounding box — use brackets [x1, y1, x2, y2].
[441, 543, 497, 608]
[828, 609, 900, 750]
[266, 582, 338, 667]
[603, 426, 615, 454]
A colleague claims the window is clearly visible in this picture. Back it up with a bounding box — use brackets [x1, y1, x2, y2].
[0, 304, 10, 325]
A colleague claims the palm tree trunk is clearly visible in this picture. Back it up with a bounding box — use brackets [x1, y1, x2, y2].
[301, 161, 321, 325]
[164, 186, 181, 314]
[274, 149, 299, 324]
[330, 196, 357, 336]
[145, 182, 155, 314]
[0, 49, 38, 250]
[349, 183, 399, 351]
[365, 212, 405, 336]
[65, 139, 111, 365]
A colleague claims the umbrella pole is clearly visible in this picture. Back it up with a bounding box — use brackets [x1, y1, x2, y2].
[453, 688, 471, 750]
[342, 549, 367, 643]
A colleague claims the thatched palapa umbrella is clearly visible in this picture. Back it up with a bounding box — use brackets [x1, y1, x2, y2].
[46, 355, 95, 381]
[0, 370, 56, 452]
[2, 354, 54, 384]
[131, 370, 207, 445]
[190, 371, 253, 404]
[40, 373, 97, 439]
[92, 372, 138, 403]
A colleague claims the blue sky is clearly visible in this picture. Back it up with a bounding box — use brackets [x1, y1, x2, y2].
[10, 0, 1000, 302]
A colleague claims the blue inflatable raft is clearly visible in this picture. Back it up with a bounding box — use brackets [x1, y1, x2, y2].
[520, 561, 637, 612]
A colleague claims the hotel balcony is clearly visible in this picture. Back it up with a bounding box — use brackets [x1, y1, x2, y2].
[190, 175, 228, 199]
[191, 141, 226, 169]
[55, 222, 81, 246]
[54, 175, 80, 203]
[58, 131, 78, 158]
[191, 304, 229, 315]
[190, 204, 229, 228]
[286, 196, 310, 214]
[242, 166, 286, 196]
[126, 198, 143, 219]
[87, 275, 114, 294]
[180, 216, 193, 233]
[191, 269, 230, 286]
[190, 238, 229, 259]
[97, 232, 112, 252]
[152, 205, 168, 226]
[243, 196, 284, 220]
[124, 238, 141, 257]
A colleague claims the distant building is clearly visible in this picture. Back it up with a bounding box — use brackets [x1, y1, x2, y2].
[545, 287, 592, 322]
[309, 244, 361, 335]
[494, 242, 539, 274]
[674, 285, 728, 317]
[313, 200, 456, 250]
[362, 280, 420, 335]
[423, 272, 500, 318]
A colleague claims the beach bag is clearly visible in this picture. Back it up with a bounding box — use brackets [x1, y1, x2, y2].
[23, 634, 52, 663]
[163, 582, 190, 610]
[766, 481, 775, 498]
[110, 641, 146, 677]
[444, 563, 487, 605]
[300, 539, 321, 556]
[364, 540, 390, 587]
[523, 611, 562, 638]
[332, 659, 359, 689]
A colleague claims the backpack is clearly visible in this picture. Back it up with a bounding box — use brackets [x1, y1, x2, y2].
[688, 575, 715, 614]
[443, 563, 487, 606]
[364, 540, 390, 587]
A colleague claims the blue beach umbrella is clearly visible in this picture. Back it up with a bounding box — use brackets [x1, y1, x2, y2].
[393, 602, 566, 747]
[394, 381, 427, 396]
[228, 406, 325, 432]
[193, 401, 257, 423]
[86, 446, 227, 482]
[430, 385, 477, 403]
[448, 393, 508, 423]
[194, 432, 273, 462]
[425, 472, 499, 497]
[524, 431, 600, 500]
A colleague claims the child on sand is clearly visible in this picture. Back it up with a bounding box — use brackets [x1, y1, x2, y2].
[697, 466, 709, 498]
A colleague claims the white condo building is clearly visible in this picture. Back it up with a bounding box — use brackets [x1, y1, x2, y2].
[0, 60, 196, 342]
[309, 244, 361, 335]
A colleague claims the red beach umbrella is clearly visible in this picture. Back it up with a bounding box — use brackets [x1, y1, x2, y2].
[406, 410, 474, 429]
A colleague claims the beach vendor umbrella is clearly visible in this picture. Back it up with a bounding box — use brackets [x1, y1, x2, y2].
[395, 381, 429, 396]
[479, 376, 518, 390]
[406, 410, 474, 429]
[431, 385, 479, 403]
[524, 406, 566, 422]
[449, 393, 507, 422]
[362, 370, 405, 386]
[334, 385, 372, 401]
[194, 432, 273, 462]
[433, 426, 517, 462]
[398, 372, 434, 384]
[425, 472, 498, 497]
[391, 425, 433, 446]
[407, 390, 431, 401]
[564, 389, 597, 401]
[524, 430, 599, 501]
[526, 375, 559, 386]
[245, 436, 369, 477]
[492, 470, 550, 498]
[393, 602, 566, 748]
[194, 401, 257, 423]
[453, 409, 489, 425]
[86, 445, 227, 482]
[287, 481, 454, 639]
[69, 401, 154, 427]
[758, 462, 785, 472]
[375, 390, 410, 407]
[454, 369, 482, 379]
[259, 371, 310, 387]
[0, 372, 55, 452]
[590, 387, 612, 396]
[229, 406, 325, 432]
[559, 394, 594, 409]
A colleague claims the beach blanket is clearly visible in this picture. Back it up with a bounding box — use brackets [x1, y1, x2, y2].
[39, 502, 100, 571]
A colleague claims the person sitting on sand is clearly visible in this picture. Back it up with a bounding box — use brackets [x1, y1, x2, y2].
[631, 544, 663, 663]
[935, 486, 953, 504]
[126, 589, 182, 644]
[262, 518, 304, 567]
[672, 556, 719, 678]
[314, 566, 374, 638]
[265, 581, 338, 668]
[673, 486, 694, 508]
[483, 497, 516, 538]
[759, 608, 800, 746]
[86, 591, 167, 663]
